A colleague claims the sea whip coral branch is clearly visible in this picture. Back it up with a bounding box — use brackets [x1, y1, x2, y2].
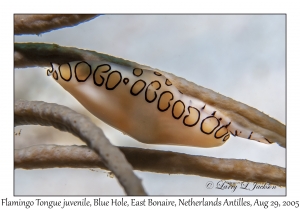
[14, 99, 147, 196]
[14, 14, 99, 35]
[14, 42, 286, 147]
[15, 144, 286, 187]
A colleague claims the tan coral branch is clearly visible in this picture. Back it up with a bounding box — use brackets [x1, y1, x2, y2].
[14, 42, 286, 147]
[14, 14, 99, 35]
[14, 99, 147, 196]
[15, 144, 286, 187]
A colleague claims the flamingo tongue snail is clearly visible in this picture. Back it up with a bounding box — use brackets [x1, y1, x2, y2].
[47, 61, 272, 148]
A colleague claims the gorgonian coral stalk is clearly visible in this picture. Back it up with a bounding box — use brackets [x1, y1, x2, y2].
[15, 144, 286, 187]
[14, 99, 147, 195]
[14, 14, 99, 35]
